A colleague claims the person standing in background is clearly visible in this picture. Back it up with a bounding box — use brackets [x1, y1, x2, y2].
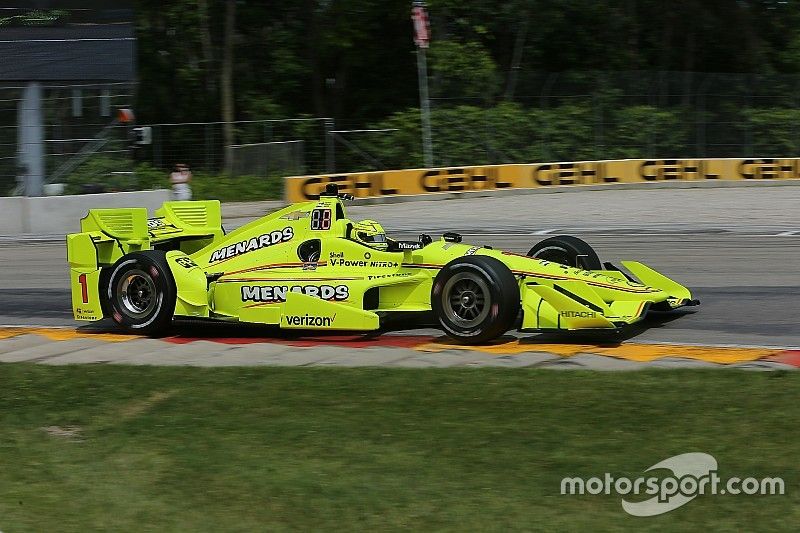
[170, 163, 193, 200]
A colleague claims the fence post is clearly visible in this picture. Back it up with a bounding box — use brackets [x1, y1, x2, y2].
[794, 77, 800, 156]
[154, 125, 162, 168]
[324, 118, 335, 173]
[696, 74, 711, 158]
[208, 124, 212, 172]
[593, 78, 603, 160]
[539, 73, 557, 161]
[18, 82, 45, 196]
[648, 74, 657, 158]
[484, 107, 491, 163]
[263, 121, 272, 144]
[744, 74, 754, 157]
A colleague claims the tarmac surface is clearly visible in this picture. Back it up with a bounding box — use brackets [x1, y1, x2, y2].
[1, 185, 798, 368]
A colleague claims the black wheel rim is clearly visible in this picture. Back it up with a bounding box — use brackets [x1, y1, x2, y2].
[442, 273, 490, 327]
[118, 269, 156, 317]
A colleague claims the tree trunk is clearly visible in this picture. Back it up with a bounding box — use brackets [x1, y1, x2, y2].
[504, 15, 528, 101]
[221, 0, 236, 174]
[305, 0, 326, 117]
[198, 0, 216, 95]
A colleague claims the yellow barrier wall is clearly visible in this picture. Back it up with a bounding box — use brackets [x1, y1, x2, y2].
[284, 158, 800, 202]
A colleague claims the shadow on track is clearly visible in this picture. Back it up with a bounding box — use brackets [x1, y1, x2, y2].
[76, 309, 698, 348]
[517, 309, 699, 347]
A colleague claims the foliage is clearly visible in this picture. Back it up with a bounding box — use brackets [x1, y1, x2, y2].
[135, 0, 418, 125]
[61, 156, 282, 201]
[604, 105, 689, 160]
[191, 172, 283, 202]
[133, 0, 800, 130]
[429, 40, 500, 101]
[744, 108, 800, 156]
[26, 1, 800, 199]
[537, 104, 598, 162]
[0, 158, 17, 196]
[62, 156, 141, 195]
[359, 102, 693, 168]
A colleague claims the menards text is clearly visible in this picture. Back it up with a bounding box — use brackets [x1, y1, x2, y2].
[210, 227, 294, 262]
[241, 284, 349, 303]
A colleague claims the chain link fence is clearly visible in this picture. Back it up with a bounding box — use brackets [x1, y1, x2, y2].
[420, 71, 800, 166]
[136, 118, 332, 176]
[3, 72, 800, 196]
[229, 140, 306, 177]
[0, 82, 134, 194]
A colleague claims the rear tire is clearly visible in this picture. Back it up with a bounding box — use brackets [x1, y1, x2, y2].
[527, 235, 602, 270]
[431, 256, 520, 344]
[106, 250, 176, 335]
[98, 266, 112, 317]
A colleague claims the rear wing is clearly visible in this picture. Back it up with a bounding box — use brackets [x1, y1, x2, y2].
[149, 200, 224, 247]
[67, 200, 223, 270]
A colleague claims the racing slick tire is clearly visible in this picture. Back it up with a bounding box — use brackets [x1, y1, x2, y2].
[106, 250, 177, 335]
[527, 235, 602, 270]
[431, 256, 520, 344]
[98, 266, 113, 317]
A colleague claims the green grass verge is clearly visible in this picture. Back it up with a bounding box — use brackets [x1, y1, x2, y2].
[61, 157, 284, 201]
[0, 366, 797, 531]
[189, 172, 284, 203]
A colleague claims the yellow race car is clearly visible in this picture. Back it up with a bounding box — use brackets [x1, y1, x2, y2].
[66, 184, 698, 343]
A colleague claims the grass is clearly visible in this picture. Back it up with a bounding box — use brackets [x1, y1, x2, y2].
[0, 365, 798, 531]
[62, 157, 285, 201]
[190, 172, 284, 202]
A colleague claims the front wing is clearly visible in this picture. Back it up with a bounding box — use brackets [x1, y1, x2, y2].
[518, 261, 698, 331]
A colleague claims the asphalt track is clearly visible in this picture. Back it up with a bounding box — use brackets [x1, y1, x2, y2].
[1, 186, 798, 352]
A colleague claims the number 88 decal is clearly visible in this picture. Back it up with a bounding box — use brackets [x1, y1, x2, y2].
[310, 208, 332, 230]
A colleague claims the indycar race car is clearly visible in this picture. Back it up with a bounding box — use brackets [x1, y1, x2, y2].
[66, 184, 698, 343]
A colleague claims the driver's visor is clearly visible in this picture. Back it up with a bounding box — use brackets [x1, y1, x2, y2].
[358, 232, 387, 243]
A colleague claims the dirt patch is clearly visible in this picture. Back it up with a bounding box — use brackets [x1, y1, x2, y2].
[41, 425, 82, 440]
[118, 389, 178, 420]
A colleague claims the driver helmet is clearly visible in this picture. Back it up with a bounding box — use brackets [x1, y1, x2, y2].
[352, 219, 388, 251]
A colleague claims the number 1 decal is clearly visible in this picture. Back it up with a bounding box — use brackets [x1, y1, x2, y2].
[78, 273, 89, 304]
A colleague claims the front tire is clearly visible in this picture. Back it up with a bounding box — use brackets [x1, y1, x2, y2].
[431, 256, 520, 344]
[106, 250, 176, 335]
[527, 235, 602, 270]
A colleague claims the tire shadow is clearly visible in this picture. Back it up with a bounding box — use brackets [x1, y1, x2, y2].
[74, 308, 698, 348]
